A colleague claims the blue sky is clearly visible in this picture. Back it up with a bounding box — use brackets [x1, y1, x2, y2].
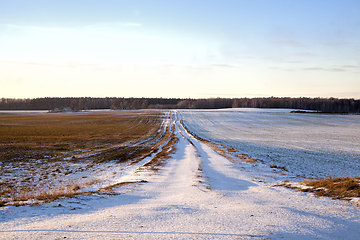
[1, 0, 360, 98]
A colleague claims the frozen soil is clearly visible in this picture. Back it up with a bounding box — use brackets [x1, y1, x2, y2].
[1, 111, 359, 239]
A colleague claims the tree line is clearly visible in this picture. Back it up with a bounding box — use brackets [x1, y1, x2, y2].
[0, 97, 359, 113]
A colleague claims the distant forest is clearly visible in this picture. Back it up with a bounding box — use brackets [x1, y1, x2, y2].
[0, 97, 359, 113]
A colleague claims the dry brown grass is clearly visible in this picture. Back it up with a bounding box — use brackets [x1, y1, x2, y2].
[5, 184, 83, 206]
[0, 111, 162, 162]
[275, 177, 360, 202]
[0, 110, 166, 206]
[99, 180, 148, 192]
[301, 177, 360, 200]
[270, 164, 287, 171]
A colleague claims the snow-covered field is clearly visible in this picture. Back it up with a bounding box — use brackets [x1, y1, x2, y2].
[1, 110, 359, 239]
[180, 108, 360, 180]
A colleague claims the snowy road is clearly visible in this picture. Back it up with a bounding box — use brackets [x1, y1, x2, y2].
[1, 111, 359, 239]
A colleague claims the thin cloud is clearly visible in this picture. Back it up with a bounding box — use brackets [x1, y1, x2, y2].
[293, 51, 317, 57]
[269, 39, 306, 48]
[270, 65, 359, 72]
[301, 67, 348, 72]
[264, 56, 305, 64]
[340, 64, 360, 69]
[321, 40, 351, 47]
[211, 64, 240, 69]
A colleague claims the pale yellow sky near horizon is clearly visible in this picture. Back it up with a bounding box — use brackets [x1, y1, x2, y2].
[1, 1, 360, 99]
[2, 59, 359, 99]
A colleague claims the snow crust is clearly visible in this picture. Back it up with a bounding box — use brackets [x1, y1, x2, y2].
[180, 108, 360, 179]
[1, 110, 359, 239]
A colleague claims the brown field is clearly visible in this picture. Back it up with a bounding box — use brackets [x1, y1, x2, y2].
[0, 111, 163, 161]
[0, 110, 172, 206]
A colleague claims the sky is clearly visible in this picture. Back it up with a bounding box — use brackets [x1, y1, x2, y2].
[1, 0, 360, 99]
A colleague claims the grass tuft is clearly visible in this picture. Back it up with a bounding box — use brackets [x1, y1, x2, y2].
[302, 177, 360, 199]
[270, 164, 287, 171]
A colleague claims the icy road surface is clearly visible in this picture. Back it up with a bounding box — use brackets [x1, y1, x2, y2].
[1, 111, 359, 239]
